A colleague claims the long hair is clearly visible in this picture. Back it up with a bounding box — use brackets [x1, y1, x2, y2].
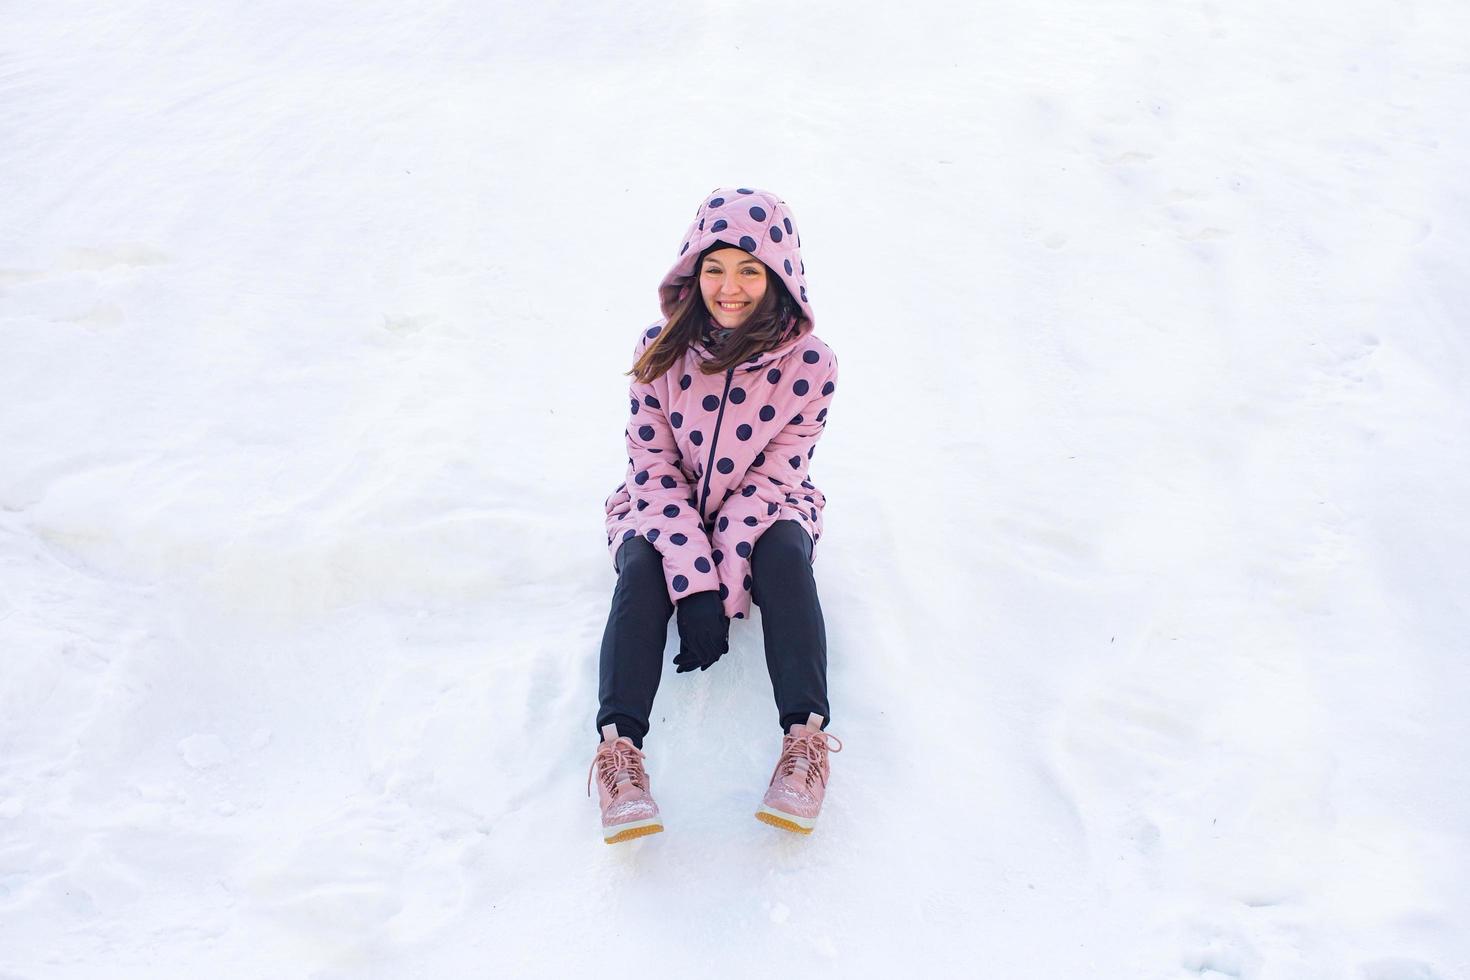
[628, 251, 806, 384]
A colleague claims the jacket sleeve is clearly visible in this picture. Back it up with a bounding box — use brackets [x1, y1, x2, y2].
[711, 352, 837, 568]
[620, 328, 720, 602]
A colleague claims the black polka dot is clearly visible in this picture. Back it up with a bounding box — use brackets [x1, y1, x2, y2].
[767, 502, 778, 516]
[660, 475, 677, 489]
[636, 500, 648, 511]
[622, 528, 636, 541]
[770, 227, 783, 243]
[719, 583, 729, 599]
[713, 548, 723, 565]
[807, 446, 816, 459]
[646, 326, 662, 339]
[736, 541, 752, 559]
[783, 218, 793, 234]
[694, 556, 710, 573]
[716, 458, 733, 474]
[804, 350, 820, 365]
[639, 425, 656, 440]
[670, 411, 683, 428]
[670, 532, 688, 545]
[791, 414, 804, 425]
[718, 516, 729, 531]
[783, 259, 792, 275]
[759, 405, 775, 422]
[754, 452, 766, 467]
[680, 242, 689, 255]
[646, 528, 660, 542]
[644, 394, 660, 409]
[742, 574, 752, 590]
[690, 430, 704, 446]
[810, 507, 818, 521]
[800, 286, 807, 303]
[739, 236, 757, 251]
[630, 398, 639, 415]
[729, 387, 746, 404]
[742, 485, 756, 497]
[749, 206, 767, 221]
[698, 219, 705, 231]
[793, 379, 809, 396]
[743, 516, 758, 527]
[680, 374, 692, 390]
[672, 575, 688, 592]
[737, 188, 753, 194]
[702, 395, 720, 411]
[634, 471, 649, 485]
[822, 381, 835, 396]
[736, 423, 752, 440]
[711, 219, 728, 232]
[709, 197, 725, 207]
[816, 408, 828, 421]
[663, 504, 680, 518]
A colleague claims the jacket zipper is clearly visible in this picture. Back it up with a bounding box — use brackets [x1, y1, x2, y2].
[697, 367, 736, 525]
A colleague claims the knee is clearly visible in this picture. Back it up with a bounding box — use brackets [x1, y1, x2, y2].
[751, 521, 812, 573]
[616, 535, 663, 579]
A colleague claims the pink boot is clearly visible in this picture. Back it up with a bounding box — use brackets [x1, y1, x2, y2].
[756, 713, 843, 834]
[587, 724, 664, 844]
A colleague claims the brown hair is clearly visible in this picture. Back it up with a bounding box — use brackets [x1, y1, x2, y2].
[628, 248, 806, 384]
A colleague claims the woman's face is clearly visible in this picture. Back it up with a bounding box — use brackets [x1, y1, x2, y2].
[699, 247, 768, 330]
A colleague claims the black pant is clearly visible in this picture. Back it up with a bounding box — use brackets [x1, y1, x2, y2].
[597, 519, 829, 747]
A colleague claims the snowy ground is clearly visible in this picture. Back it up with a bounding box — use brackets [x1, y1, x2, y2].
[3, 1, 1469, 977]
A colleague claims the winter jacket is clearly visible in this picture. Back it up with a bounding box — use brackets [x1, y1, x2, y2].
[603, 186, 838, 621]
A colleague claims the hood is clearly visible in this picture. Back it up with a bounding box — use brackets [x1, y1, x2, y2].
[657, 186, 814, 337]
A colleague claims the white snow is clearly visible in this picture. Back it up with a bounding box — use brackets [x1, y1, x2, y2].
[3, 1, 1469, 977]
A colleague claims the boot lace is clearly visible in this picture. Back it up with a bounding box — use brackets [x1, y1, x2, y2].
[772, 727, 843, 790]
[587, 737, 649, 797]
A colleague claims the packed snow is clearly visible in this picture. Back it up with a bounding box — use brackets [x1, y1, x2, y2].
[3, 1, 1468, 976]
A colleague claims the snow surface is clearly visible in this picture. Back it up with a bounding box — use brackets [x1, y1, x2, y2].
[3, 1, 1469, 977]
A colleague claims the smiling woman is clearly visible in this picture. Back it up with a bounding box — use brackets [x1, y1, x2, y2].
[700, 248, 769, 330]
[590, 186, 842, 844]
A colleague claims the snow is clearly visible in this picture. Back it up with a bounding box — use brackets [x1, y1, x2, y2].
[3, 0, 1469, 976]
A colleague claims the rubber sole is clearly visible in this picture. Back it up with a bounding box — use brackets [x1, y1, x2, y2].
[755, 806, 816, 834]
[603, 820, 664, 844]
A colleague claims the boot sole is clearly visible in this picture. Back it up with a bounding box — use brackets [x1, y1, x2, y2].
[603, 818, 664, 844]
[755, 805, 816, 834]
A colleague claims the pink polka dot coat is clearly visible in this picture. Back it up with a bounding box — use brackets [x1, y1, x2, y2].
[603, 186, 837, 621]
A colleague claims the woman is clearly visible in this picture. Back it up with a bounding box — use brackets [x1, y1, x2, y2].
[589, 186, 842, 843]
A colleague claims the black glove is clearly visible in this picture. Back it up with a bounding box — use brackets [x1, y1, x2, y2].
[674, 590, 730, 673]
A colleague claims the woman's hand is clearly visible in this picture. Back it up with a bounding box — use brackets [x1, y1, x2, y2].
[673, 590, 730, 672]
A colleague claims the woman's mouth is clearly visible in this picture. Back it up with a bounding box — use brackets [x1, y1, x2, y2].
[717, 301, 748, 311]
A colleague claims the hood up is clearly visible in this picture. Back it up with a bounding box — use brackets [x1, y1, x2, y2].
[657, 186, 815, 340]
